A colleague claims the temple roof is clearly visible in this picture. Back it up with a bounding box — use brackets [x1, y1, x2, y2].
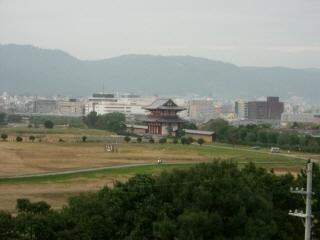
[144, 98, 186, 111]
[144, 117, 186, 123]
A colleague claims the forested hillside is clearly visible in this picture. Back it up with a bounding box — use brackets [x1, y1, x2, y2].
[1, 44, 320, 101]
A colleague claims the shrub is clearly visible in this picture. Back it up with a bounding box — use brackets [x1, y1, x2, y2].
[137, 137, 142, 143]
[181, 137, 187, 145]
[181, 137, 193, 145]
[82, 136, 87, 142]
[187, 137, 194, 144]
[197, 138, 205, 146]
[159, 138, 167, 144]
[29, 135, 35, 142]
[149, 138, 155, 144]
[16, 136, 23, 142]
[172, 138, 178, 144]
[1, 133, 8, 141]
[58, 138, 64, 143]
[124, 136, 131, 143]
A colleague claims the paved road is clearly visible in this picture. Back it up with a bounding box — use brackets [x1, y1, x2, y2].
[0, 163, 164, 180]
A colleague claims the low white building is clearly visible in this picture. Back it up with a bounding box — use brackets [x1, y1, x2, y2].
[85, 93, 155, 116]
[281, 113, 319, 126]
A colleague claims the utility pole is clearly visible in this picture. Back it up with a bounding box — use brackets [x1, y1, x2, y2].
[289, 162, 313, 240]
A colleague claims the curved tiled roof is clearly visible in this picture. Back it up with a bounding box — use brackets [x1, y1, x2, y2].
[144, 98, 186, 111]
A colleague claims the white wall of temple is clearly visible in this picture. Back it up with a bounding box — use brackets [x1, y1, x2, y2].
[161, 125, 168, 135]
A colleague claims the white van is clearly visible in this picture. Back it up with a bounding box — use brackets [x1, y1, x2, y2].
[270, 147, 280, 153]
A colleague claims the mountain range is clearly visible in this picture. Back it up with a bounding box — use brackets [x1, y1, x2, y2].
[1, 44, 320, 101]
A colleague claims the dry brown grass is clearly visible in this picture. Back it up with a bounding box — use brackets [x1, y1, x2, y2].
[0, 140, 309, 213]
[0, 177, 127, 213]
[0, 142, 208, 176]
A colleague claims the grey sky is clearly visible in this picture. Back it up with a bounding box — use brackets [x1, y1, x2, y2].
[1, 0, 320, 68]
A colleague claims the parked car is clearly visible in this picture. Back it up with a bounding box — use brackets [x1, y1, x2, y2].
[270, 147, 280, 153]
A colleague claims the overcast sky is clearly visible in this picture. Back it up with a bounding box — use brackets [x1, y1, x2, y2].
[1, 0, 320, 68]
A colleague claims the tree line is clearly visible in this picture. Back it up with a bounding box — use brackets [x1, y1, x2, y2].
[202, 119, 320, 153]
[0, 162, 319, 239]
[83, 111, 126, 133]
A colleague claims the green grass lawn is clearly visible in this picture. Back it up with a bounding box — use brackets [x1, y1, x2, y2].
[0, 164, 193, 184]
[150, 143, 306, 164]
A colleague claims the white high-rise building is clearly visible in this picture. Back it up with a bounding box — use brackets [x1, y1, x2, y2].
[188, 99, 217, 122]
[235, 100, 248, 120]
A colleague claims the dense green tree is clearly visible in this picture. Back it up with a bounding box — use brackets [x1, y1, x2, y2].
[204, 118, 229, 141]
[95, 112, 126, 133]
[267, 131, 279, 144]
[44, 120, 54, 129]
[16, 136, 23, 142]
[124, 135, 131, 143]
[0, 113, 6, 125]
[245, 132, 257, 142]
[83, 111, 98, 128]
[277, 133, 291, 145]
[288, 134, 300, 146]
[7, 115, 22, 123]
[258, 130, 268, 143]
[197, 138, 205, 145]
[0, 211, 16, 240]
[175, 129, 186, 138]
[137, 136, 142, 143]
[1, 133, 8, 141]
[238, 127, 247, 141]
[159, 138, 167, 144]
[226, 126, 238, 145]
[1, 163, 319, 239]
[182, 121, 198, 130]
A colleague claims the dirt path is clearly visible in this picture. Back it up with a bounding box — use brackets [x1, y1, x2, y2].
[0, 163, 159, 180]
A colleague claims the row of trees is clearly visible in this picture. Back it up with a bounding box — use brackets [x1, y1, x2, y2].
[0, 113, 85, 129]
[83, 112, 126, 133]
[1, 134, 36, 142]
[0, 162, 319, 239]
[0, 113, 22, 125]
[123, 135, 205, 145]
[203, 119, 320, 152]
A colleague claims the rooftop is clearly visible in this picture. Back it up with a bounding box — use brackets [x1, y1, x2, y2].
[144, 98, 186, 111]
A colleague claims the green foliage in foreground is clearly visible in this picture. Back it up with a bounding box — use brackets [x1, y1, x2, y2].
[0, 162, 319, 239]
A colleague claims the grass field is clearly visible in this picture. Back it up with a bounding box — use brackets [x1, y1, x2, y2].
[0, 132, 314, 213]
[0, 126, 111, 136]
